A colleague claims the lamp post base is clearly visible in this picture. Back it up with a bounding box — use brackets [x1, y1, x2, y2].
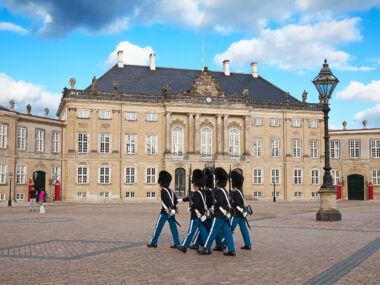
[316, 186, 342, 221]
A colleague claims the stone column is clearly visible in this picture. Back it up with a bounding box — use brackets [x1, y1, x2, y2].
[217, 115, 222, 154]
[188, 114, 194, 153]
[195, 114, 200, 154]
[244, 115, 250, 155]
[224, 115, 229, 154]
[165, 112, 171, 153]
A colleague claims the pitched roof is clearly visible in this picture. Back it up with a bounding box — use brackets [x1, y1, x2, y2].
[0, 105, 9, 111]
[86, 65, 299, 103]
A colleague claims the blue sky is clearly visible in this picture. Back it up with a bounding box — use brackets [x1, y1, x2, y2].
[1, 0, 380, 129]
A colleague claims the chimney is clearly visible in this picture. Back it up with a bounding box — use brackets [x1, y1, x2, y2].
[223, 60, 230, 76]
[149, 53, 156, 70]
[251, 62, 258, 78]
[117, 50, 124, 68]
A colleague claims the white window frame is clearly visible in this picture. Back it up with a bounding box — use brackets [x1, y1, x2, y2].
[350, 140, 360, 159]
[253, 117, 262, 126]
[271, 139, 280, 158]
[331, 169, 341, 186]
[77, 109, 89, 119]
[311, 169, 320, 185]
[126, 192, 135, 198]
[292, 139, 302, 158]
[100, 192, 110, 198]
[312, 192, 320, 197]
[52, 131, 60, 153]
[0, 163, 6, 184]
[17, 127, 26, 151]
[309, 120, 318, 128]
[0, 124, 8, 148]
[51, 165, 61, 182]
[146, 113, 157, 122]
[330, 141, 340, 159]
[125, 134, 136, 155]
[0, 193, 5, 200]
[294, 192, 302, 197]
[293, 169, 302, 185]
[77, 192, 87, 198]
[270, 118, 280, 127]
[99, 166, 110, 184]
[100, 133, 111, 154]
[77, 166, 89, 184]
[146, 192, 156, 198]
[371, 140, 380, 158]
[35, 129, 45, 152]
[310, 140, 319, 159]
[292, 119, 302, 127]
[16, 193, 24, 200]
[77, 133, 88, 153]
[271, 168, 280, 185]
[253, 138, 262, 157]
[372, 170, 380, 186]
[16, 164, 26, 184]
[146, 167, 156, 184]
[253, 168, 263, 184]
[229, 128, 240, 158]
[201, 127, 212, 159]
[172, 126, 184, 158]
[146, 135, 157, 155]
[125, 167, 136, 184]
[99, 110, 111, 120]
[253, 191, 262, 198]
[125, 112, 136, 121]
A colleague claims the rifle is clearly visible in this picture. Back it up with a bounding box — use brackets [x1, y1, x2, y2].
[228, 165, 235, 216]
[188, 164, 193, 207]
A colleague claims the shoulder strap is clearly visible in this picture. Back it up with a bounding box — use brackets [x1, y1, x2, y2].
[237, 189, 246, 207]
[220, 188, 231, 208]
[162, 188, 174, 210]
[198, 191, 207, 210]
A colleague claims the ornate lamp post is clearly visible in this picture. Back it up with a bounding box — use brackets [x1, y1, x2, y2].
[8, 171, 13, 207]
[313, 59, 341, 221]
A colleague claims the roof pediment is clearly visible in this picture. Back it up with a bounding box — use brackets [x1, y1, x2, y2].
[187, 68, 226, 97]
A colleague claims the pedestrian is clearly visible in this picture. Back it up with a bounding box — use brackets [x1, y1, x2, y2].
[29, 187, 37, 212]
[198, 167, 236, 256]
[39, 189, 46, 214]
[177, 169, 209, 253]
[147, 170, 180, 249]
[230, 170, 251, 250]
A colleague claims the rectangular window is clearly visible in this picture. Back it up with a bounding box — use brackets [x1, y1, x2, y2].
[100, 134, 110, 154]
[312, 192, 320, 197]
[253, 138, 262, 157]
[371, 140, 380, 158]
[77, 192, 87, 198]
[125, 112, 136, 121]
[125, 134, 136, 155]
[0, 163, 6, 184]
[372, 170, 380, 185]
[272, 191, 280, 197]
[126, 192, 135, 198]
[17, 127, 26, 150]
[125, 167, 136, 184]
[16, 164, 26, 184]
[77, 133, 88, 153]
[271, 139, 280, 158]
[99, 166, 110, 184]
[99, 110, 111, 119]
[253, 168, 262, 184]
[146, 135, 157, 155]
[0, 124, 7, 148]
[146, 113, 157, 122]
[100, 192, 110, 198]
[16, 193, 24, 200]
[271, 168, 280, 185]
[331, 169, 340, 186]
[330, 141, 340, 159]
[146, 192, 156, 198]
[309, 120, 318, 128]
[51, 165, 61, 182]
[253, 191, 262, 198]
[292, 119, 302, 127]
[77, 109, 89, 118]
[0, 193, 5, 200]
[293, 169, 302, 185]
[294, 192, 302, 197]
[311, 169, 320, 185]
[35, 129, 45, 152]
[52, 132, 60, 153]
[270, 118, 280, 127]
[146, 167, 156, 184]
[310, 140, 319, 158]
[253, 117, 262, 126]
[77, 166, 88, 184]
[292, 139, 302, 158]
[350, 140, 360, 158]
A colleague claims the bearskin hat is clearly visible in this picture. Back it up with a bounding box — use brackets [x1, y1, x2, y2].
[231, 170, 244, 189]
[192, 169, 205, 187]
[203, 168, 213, 188]
[158, 170, 172, 188]
[214, 167, 228, 188]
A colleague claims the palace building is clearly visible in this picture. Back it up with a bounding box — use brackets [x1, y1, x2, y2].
[1, 52, 379, 202]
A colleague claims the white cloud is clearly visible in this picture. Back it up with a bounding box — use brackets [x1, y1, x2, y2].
[0, 73, 60, 116]
[336, 80, 380, 103]
[105, 41, 154, 67]
[214, 18, 369, 71]
[0, 22, 27, 34]
[296, 0, 380, 12]
[354, 105, 380, 127]
[98, 17, 129, 35]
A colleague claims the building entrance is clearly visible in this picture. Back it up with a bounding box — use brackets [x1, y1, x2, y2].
[348, 174, 364, 200]
[33, 171, 46, 201]
[174, 168, 186, 197]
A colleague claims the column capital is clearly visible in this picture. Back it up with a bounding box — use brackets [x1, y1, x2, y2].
[223, 114, 229, 119]
[165, 111, 171, 116]
[188, 113, 195, 117]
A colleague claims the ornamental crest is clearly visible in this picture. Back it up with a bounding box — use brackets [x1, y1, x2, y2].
[187, 68, 226, 97]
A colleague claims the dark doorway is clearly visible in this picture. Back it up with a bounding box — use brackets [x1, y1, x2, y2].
[348, 174, 364, 200]
[175, 168, 186, 197]
[33, 171, 46, 201]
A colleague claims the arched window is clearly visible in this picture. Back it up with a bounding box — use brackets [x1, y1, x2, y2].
[229, 128, 240, 158]
[172, 126, 184, 158]
[201, 127, 212, 159]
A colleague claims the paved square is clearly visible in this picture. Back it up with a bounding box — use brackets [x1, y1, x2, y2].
[0, 201, 379, 284]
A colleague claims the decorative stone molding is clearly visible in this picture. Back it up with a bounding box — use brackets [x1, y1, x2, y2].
[171, 119, 185, 128]
[33, 161, 47, 170]
[302, 90, 308, 103]
[187, 68, 226, 97]
[228, 121, 242, 130]
[200, 120, 214, 129]
[161, 84, 172, 96]
[113, 81, 119, 91]
[26, 104, 31, 115]
[92, 76, 97, 91]
[69, 78, 76, 89]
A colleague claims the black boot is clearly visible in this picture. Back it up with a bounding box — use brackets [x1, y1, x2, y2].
[177, 246, 187, 253]
[213, 246, 224, 252]
[197, 248, 212, 255]
[190, 244, 199, 250]
[224, 251, 236, 256]
[241, 245, 251, 250]
[170, 245, 179, 249]
[147, 243, 157, 248]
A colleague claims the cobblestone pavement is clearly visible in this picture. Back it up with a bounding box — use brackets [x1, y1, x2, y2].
[0, 200, 379, 284]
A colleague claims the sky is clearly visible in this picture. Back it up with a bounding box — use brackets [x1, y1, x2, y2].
[1, 0, 380, 129]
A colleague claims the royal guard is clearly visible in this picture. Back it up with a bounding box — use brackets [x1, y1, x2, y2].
[147, 170, 181, 249]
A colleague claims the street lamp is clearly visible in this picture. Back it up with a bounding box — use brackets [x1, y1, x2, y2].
[273, 180, 276, 202]
[8, 171, 13, 207]
[313, 59, 341, 221]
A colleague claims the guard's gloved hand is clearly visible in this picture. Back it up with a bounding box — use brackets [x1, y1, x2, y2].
[170, 209, 176, 216]
[178, 199, 183, 203]
[188, 207, 191, 212]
